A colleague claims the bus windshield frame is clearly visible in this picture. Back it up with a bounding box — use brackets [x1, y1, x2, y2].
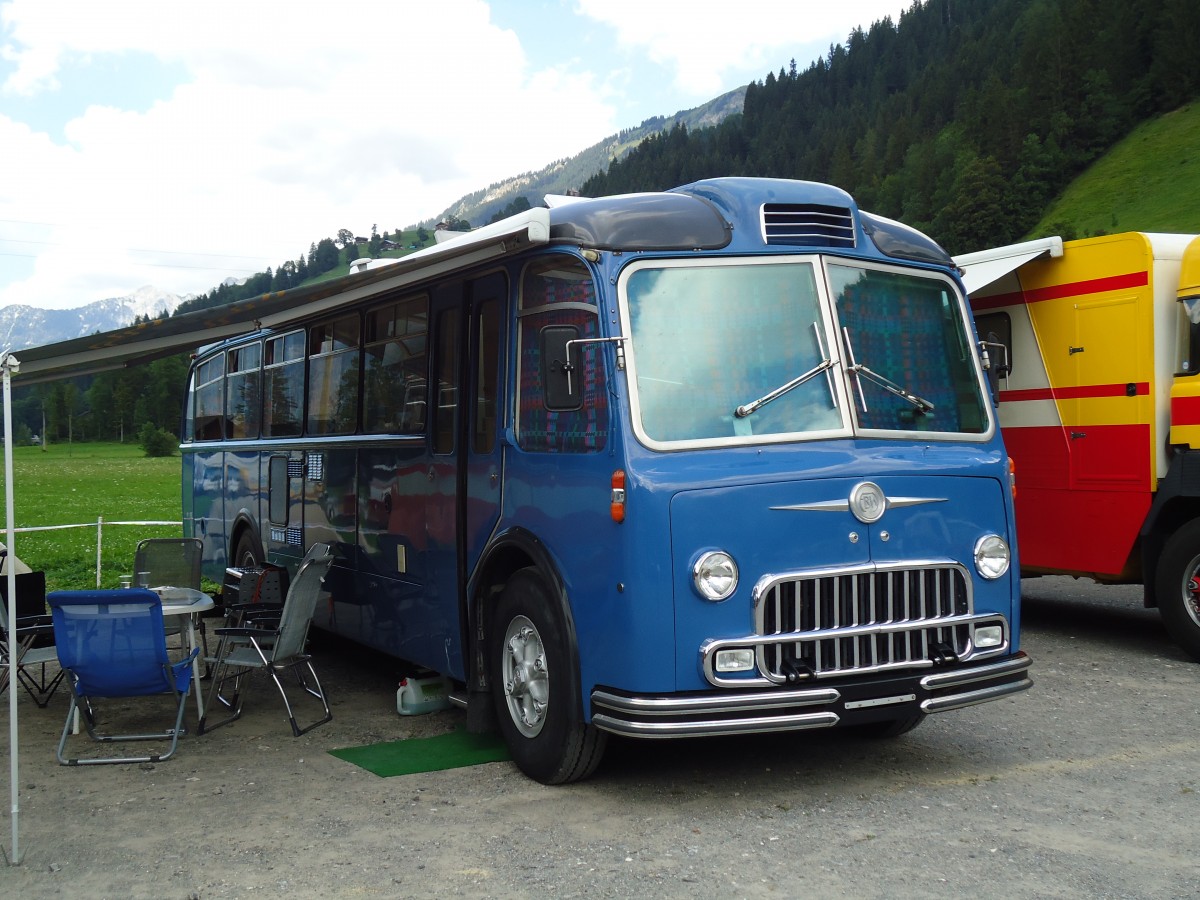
[620, 255, 992, 450]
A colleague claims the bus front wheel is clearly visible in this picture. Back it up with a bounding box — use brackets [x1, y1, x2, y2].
[489, 568, 607, 784]
[1155, 518, 1200, 662]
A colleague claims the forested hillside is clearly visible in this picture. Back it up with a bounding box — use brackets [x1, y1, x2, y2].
[581, 0, 1200, 255]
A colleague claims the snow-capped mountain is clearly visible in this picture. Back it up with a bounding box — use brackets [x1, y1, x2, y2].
[0, 286, 186, 351]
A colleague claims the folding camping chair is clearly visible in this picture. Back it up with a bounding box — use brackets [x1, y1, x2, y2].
[48, 589, 199, 766]
[134, 537, 210, 665]
[199, 544, 334, 737]
[0, 570, 65, 707]
[219, 541, 329, 629]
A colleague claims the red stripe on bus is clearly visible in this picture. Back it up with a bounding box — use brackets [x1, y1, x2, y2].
[1171, 395, 1200, 426]
[970, 270, 1149, 310]
[1000, 382, 1148, 402]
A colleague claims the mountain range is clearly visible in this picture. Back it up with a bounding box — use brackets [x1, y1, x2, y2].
[426, 87, 746, 228]
[0, 285, 184, 351]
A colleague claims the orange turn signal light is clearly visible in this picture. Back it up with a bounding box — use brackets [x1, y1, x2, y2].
[611, 470, 627, 523]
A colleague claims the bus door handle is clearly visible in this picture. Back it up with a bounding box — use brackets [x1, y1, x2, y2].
[427, 466, 435, 481]
[1070, 431, 1087, 439]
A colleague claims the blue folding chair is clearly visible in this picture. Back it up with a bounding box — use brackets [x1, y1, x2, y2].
[48, 589, 199, 766]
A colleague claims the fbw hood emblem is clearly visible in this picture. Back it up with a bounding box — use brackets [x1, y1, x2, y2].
[770, 482, 946, 523]
[849, 481, 886, 524]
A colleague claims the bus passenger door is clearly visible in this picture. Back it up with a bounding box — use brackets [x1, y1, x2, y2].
[464, 272, 507, 570]
[423, 286, 463, 673]
[423, 274, 506, 677]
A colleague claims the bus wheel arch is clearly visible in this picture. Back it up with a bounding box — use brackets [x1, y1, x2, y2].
[488, 566, 607, 783]
[1154, 517, 1200, 661]
[230, 519, 264, 568]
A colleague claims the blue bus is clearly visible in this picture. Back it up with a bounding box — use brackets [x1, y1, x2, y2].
[182, 177, 1032, 783]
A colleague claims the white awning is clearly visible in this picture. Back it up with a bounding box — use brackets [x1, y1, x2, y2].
[9, 208, 551, 384]
[953, 236, 1064, 295]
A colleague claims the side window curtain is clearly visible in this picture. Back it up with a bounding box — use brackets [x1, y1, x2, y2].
[516, 257, 608, 452]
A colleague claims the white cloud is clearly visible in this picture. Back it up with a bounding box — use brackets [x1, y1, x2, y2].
[574, 0, 912, 97]
[0, 0, 916, 311]
[0, 0, 623, 309]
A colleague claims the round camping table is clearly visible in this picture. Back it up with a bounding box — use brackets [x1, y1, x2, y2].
[155, 587, 214, 719]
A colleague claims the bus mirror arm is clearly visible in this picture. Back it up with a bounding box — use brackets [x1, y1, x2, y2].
[563, 337, 627, 395]
[979, 335, 1010, 403]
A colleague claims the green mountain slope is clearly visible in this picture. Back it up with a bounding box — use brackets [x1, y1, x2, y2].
[1031, 102, 1200, 239]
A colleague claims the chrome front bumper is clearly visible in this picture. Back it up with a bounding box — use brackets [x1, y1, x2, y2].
[589, 652, 1032, 738]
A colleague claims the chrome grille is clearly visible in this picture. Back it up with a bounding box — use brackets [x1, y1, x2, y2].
[761, 203, 855, 247]
[754, 564, 972, 679]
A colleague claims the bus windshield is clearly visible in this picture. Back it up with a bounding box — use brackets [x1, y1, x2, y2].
[829, 263, 988, 434]
[624, 258, 988, 446]
[626, 260, 840, 444]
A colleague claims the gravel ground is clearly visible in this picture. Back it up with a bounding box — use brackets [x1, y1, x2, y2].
[2, 575, 1198, 899]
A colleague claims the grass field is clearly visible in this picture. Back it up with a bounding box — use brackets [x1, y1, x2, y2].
[0, 442, 184, 592]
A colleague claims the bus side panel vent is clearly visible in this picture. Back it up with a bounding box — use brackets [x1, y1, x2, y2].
[286, 526, 303, 547]
[287, 458, 304, 479]
[306, 453, 325, 482]
[762, 203, 855, 248]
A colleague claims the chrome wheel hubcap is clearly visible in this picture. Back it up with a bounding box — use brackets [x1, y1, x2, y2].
[501, 615, 548, 738]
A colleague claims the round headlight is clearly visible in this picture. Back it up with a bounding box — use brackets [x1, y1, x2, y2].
[693, 551, 738, 601]
[974, 534, 1011, 580]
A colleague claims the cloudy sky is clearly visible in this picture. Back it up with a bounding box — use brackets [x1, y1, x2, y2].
[0, 0, 912, 311]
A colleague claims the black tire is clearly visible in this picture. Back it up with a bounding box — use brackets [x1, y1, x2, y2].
[232, 530, 262, 569]
[1154, 519, 1200, 661]
[848, 713, 926, 739]
[489, 568, 607, 784]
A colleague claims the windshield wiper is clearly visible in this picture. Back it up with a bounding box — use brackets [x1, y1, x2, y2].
[841, 325, 935, 415]
[847, 362, 935, 414]
[734, 357, 835, 418]
[735, 324, 837, 419]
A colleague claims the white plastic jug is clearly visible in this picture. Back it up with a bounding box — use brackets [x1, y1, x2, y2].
[396, 675, 451, 715]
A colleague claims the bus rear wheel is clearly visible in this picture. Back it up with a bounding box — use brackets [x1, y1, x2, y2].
[1156, 519, 1200, 662]
[489, 568, 607, 784]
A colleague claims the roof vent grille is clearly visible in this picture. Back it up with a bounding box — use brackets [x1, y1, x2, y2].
[762, 203, 856, 248]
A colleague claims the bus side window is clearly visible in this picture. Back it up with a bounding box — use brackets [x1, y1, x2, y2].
[432, 308, 460, 454]
[474, 298, 501, 453]
[364, 295, 428, 434]
[226, 343, 262, 439]
[263, 331, 304, 437]
[307, 315, 361, 436]
[516, 257, 608, 453]
[193, 354, 226, 441]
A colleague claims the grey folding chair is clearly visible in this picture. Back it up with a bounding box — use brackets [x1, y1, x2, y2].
[199, 544, 334, 737]
[134, 537, 210, 665]
[0, 570, 66, 707]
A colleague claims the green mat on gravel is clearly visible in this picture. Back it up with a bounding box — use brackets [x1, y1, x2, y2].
[330, 727, 511, 777]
